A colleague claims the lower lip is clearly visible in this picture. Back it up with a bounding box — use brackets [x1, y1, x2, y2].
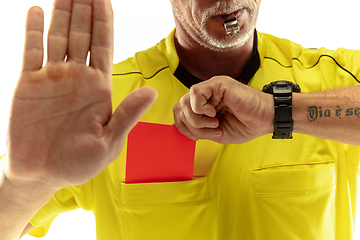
[221, 10, 242, 20]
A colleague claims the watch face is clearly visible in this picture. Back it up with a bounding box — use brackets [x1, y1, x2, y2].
[262, 81, 301, 94]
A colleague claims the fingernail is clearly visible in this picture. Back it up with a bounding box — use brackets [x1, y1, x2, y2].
[207, 123, 218, 128]
[187, 133, 198, 141]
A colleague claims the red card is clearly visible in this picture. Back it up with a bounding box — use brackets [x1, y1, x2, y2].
[125, 122, 196, 184]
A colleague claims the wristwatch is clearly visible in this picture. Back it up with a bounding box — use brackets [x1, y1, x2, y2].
[262, 81, 301, 139]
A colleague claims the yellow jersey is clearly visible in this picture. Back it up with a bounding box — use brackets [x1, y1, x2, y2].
[28, 29, 360, 240]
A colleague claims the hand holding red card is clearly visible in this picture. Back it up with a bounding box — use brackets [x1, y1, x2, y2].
[126, 122, 196, 184]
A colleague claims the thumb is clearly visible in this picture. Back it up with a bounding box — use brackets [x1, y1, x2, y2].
[104, 86, 158, 160]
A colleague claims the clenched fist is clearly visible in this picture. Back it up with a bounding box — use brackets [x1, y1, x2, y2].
[173, 76, 274, 144]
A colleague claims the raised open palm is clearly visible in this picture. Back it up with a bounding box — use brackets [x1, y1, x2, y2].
[5, 0, 157, 191]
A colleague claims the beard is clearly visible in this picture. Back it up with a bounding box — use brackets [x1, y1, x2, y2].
[200, 1, 257, 51]
[171, 0, 259, 52]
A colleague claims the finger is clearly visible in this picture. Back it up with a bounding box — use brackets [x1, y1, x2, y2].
[47, 0, 72, 62]
[90, 0, 114, 74]
[22, 6, 44, 72]
[67, 0, 92, 63]
[189, 86, 217, 117]
[180, 95, 219, 129]
[104, 87, 158, 160]
[173, 103, 199, 141]
[179, 108, 222, 140]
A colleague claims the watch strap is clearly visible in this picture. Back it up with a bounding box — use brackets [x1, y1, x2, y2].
[273, 91, 294, 139]
[262, 81, 301, 139]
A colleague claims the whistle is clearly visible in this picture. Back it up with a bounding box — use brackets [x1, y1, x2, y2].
[223, 17, 240, 37]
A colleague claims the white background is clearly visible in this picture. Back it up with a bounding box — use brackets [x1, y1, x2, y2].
[0, 0, 359, 239]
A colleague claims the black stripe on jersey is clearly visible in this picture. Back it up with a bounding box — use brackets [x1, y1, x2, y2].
[112, 66, 170, 80]
[264, 55, 360, 84]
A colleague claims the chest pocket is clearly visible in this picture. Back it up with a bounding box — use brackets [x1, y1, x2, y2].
[118, 177, 216, 240]
[251, 161, 336, 240]
[253, 161, 335, 194]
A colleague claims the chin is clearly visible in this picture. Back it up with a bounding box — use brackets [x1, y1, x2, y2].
[200, 28, 254, 52]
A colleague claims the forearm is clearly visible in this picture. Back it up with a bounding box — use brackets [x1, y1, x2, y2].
[293, 85, 360, 146]
[0, 157, 55, 240]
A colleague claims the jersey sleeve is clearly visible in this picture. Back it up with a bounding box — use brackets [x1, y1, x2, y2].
[324, 47, 360, 87]
[0, 153, 94, 238]
[299, 48, 360, 90]
[28, 181, 94, 238]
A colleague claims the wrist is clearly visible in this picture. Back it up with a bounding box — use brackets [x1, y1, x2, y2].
[291, 92, 303, 134]
[264, 92, 275, 135]
[0, 156, 55, 240]
[1, 155, 57, 204]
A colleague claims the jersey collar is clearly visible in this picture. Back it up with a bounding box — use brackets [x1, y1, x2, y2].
[171, 30, 260, 89]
